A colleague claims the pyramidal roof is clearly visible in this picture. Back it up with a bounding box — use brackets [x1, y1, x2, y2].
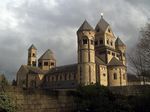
[77, 20, 94, 32]
[95, 56, 106, 65]
[28, 44, 37, 50]
[107, 57, 124, 66]
[95, 17, 109, 32]
[115, 37, 125, 46]
[39, 49, 55, 60]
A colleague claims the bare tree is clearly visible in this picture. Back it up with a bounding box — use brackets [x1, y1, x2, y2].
[128, 22, 150, 85]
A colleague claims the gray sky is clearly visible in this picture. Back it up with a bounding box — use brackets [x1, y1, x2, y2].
[0, 0, 150, 80]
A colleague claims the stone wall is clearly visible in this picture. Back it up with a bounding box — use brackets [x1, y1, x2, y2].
[1, 85, 150, 112]
[0, 86, 75, 112]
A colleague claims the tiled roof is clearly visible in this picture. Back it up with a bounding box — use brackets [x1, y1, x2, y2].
[115, 37, 125, 46]
[107, 57, 124, 66]
[47, 64, 77, 74]
[77, 20, 94, 32]
[22, 65, 46, 74]
[95, 56, 106, 65]
[95, 17, 109, 32]
[28, 44, 37, 50]
[39, 49, 55, 60]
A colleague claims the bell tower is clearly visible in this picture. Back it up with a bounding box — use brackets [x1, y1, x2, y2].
[77, 20, 96, 85]
[28, 44, 37, 67]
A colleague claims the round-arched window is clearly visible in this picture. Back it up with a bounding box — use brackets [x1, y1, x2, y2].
[123, 74, 126, 80]
[113, 73, 117, 80]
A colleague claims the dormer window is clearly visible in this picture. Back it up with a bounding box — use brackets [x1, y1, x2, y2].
[83, 39, 87, 44]
[108, 28, 111, 33]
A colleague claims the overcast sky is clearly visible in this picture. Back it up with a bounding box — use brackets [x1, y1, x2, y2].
[0, 0, 150, 80]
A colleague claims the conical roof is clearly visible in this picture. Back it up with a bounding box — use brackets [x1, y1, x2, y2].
[107, 57, 124, 66]
[95, 17, 109, 32]
[28, 44, 37, 50]
[115, 37, 125, 46]
[77, 20, 94, 32]
[39, 49, 55, 60]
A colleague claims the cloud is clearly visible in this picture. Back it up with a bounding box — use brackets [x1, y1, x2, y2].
[0, 0, 149, 80]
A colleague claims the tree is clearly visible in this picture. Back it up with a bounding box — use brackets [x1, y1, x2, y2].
[11, 80, 17, 86]
[128, 22, 150, 84]
[0, 92, 16, 112]
[74, 84, 132, 112]
[0, 74, 9, 92]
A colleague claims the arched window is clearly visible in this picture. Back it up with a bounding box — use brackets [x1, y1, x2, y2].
[123, 74, 126, 80]
[64, 74, 67, 80]
[83, 39, 88, 44]
[110, 41, 113, 46]
[46, 77, 48, 82]
[107, 39, 109, 44]
[99, 40, 103, 44]
[32, 53, 35, 57]
[56, 75, 58, 81]
[103, 74, 106, 77]
[74, 74, 76, 79]
[60, 75, 62, 80]
[44, 62, 48, 66]
[91, 40, 94, 45]
[52, 76, 54, 81]
[113, 73, 117, 80]
[95, 41, 98, 46]
[123, 53, 126, 57]
[51, 62, 54, 66]
[82, 36, 88, 45]
[68, 74, 71, 80]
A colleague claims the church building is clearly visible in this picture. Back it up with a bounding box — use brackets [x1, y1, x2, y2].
[16, 15, 127, 89]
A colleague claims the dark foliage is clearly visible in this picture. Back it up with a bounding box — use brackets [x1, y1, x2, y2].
[73, 84, 150, 112]
[0, 92, 16, 112]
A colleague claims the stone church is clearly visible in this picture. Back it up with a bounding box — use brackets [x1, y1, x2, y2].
[16, 16, 127, 89]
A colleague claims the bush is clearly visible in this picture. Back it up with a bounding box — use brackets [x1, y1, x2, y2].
[0, 92, 16, 112]
[74, 84, 132, 112]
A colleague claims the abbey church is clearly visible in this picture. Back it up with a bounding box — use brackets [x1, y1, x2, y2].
[16, 16, 127, 89]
